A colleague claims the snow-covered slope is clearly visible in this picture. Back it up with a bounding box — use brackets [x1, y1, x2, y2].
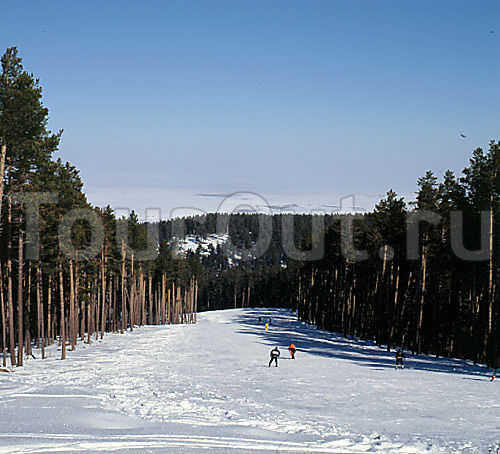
[0, 308, 497, 453]
[172, 233, 229, 257]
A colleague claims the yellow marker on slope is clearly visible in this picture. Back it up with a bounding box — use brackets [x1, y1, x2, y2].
[265, 322, 269, 332]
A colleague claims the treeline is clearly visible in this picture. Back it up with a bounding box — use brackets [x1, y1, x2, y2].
[158, 212, 332, 263]
[170, 146, 500, 367]
[292, 144, 500, 367]
[158, 213, 323, 312]
[0, 48, 198, 368]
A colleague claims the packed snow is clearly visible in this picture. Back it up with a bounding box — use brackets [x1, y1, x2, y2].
[0, 308, 498, 453]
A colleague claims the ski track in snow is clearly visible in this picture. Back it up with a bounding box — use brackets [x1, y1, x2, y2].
[0, 308, 498, 453]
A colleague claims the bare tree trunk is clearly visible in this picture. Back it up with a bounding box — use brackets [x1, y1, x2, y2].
[47, 276, 52, 345]
[87, 279, 94, 344]
[139, 267, 145, 326]
[94, 285, 98, 340]
[485, 191, 495, 361]
[171, 283, 176, 324]
[0, 140, 7, 365]
[155, 287, 159, 325]
[247, 285, 251, 311]
[96, 285, 101, 339]
[417, 242, 427, 354]
[161, 273, 166, 324]
[59, 263, 66, 360]
[25, 264, 32, 358]
[148, 274, 153, 325]
[110, 275, 115, 332]
[188, 280, 192, 323]
[35, 265, 41, 350]
[0, 141, 7, 222]
[69, 259, 75, 350]
[194, 279, 198, 323]
[17, 213, 24, 366]
[100, 250, 106, 339]
[0, 266, 6, 367]
[78, 268, 85, 341]
[167, 287, 171, 324]
[37, 264, 45, 359]
[350, 271, 357, 336]
[86, 299, 91, 344]
[47, 275, 52, 345]
[389, 265, 400, 348]
[176, 285, 181, 324]
[109, 275, 115, 332]
[121, 239, 126, 333]
[7, 247, 15, 367]
[183, 288, 187, 323]
[107, 274, 112, 331]
[129, 253, 135, 331]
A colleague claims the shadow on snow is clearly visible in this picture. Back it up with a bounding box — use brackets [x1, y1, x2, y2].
[232, 308, 489, 378]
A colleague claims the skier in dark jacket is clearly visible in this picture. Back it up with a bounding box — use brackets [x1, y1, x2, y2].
[395, 348, 405, 369]
[491, 355, 500, 381]
[269, 347, 280, 367]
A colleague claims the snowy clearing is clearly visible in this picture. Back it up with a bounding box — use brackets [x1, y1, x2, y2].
[0, 308, 498, 453]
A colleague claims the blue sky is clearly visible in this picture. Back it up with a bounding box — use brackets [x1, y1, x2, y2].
[2, 0, 499, 216]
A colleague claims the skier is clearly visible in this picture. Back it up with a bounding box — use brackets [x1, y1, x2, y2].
[288, 343, 296, 359]
[258, 316, 262, 323]
[269, 346, 280, 367]
[265, 322, 269, 332]
[395, 347, 405, 369]
[491, 355, 500, 381]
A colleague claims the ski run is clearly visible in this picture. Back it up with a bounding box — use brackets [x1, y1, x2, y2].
[0, 308, 498, 453]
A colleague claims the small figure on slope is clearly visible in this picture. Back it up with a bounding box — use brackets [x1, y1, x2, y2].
[258, 316, 262, 323]
[269, 346, 280, 367]
[395, 347, 405, 369]
[288, 343, 296, 359]
[490, 355, 500, 381]
[265, 322, 269, 332]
